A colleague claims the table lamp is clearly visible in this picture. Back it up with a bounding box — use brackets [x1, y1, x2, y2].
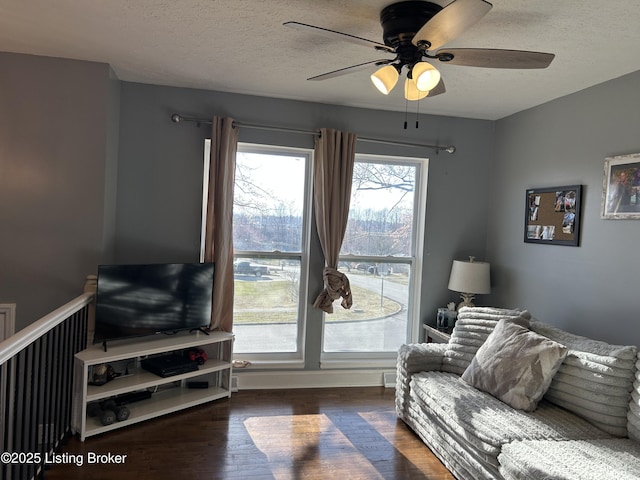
[447, 256, 491, 310]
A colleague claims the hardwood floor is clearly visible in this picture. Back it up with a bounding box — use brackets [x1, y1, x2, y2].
[45, 387, 454, 480]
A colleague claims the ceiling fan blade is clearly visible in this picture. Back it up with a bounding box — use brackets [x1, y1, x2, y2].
[436, 48, 555, 69]
[284, 21, 394, 53]
[426, 79, 446, 97]
[307, 59, 393, 81]
[412, 0, 492, 51]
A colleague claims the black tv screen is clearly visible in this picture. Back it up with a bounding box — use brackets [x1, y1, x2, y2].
[93, 263, 214, 344]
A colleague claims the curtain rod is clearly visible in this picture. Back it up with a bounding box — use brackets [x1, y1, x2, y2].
[170, 113, 456, 154]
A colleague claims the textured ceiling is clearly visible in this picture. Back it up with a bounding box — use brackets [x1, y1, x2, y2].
[1, 0, 640, 120]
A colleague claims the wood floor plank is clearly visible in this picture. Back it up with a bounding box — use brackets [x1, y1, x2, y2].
[45, 387, 454, 480]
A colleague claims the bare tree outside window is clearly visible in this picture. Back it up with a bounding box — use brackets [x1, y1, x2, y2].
[342, 163, 415, 257]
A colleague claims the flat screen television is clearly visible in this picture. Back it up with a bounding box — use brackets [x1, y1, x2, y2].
[93, 263, 214, 345]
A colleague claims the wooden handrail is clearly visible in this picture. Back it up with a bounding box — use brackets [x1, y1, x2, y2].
[0, 275, 96, 365]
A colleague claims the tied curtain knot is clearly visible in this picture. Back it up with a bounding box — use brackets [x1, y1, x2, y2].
[313, 267, 352, 314]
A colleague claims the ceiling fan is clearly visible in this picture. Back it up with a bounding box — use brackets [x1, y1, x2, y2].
[284, 0, 555, 101]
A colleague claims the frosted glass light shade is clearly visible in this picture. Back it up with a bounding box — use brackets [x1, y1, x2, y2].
[404, 77, 429, 101]
[448, 258, 491, 295]
[412, 62, 441, 92]
[371, 65, 399, 95]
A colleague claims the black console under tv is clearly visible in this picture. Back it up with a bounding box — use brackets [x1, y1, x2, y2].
[141, 354, 199, 378]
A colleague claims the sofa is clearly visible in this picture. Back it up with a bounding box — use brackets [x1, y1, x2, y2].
[396, 306, 640, 480]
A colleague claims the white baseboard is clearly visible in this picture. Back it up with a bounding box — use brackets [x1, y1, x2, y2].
[234, 369, 396, 390]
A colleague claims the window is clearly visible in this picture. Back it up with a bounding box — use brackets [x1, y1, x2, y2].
[203, 141, 427, 368]
[230, 144, 312, 362]
[322, 155, 426, 362]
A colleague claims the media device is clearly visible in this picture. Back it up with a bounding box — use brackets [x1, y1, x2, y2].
[93, 263, 214, 346]
[141, 354, 199, 378]
[186, 381, 209, 389]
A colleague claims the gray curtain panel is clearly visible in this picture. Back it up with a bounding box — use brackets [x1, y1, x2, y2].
[312, 128, 357, 313]
[204, 116, 238, 332]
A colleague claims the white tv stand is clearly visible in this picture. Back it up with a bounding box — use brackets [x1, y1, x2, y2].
[71, 330, 233, 441]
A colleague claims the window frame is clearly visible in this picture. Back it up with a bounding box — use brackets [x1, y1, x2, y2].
[203, 141, 314, 367]
[202, 142, 428, 370]
[320, 153, 429, 368]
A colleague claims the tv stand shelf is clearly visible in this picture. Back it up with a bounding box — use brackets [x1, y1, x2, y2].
[72, 331, 234, 441]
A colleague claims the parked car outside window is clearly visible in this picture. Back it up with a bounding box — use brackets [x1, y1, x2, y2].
[234, 261, 270, 277]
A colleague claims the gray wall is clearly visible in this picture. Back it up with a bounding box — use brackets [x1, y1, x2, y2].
[0, 52, 119, 331]
[7, 51, 637, 353]
[488, 70, 640, 346]
[116, 81, 495, 363]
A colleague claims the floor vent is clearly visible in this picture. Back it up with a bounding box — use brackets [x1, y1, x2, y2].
[383, 372, 396, 388]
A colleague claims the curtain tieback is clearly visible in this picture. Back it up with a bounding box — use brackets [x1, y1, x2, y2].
[313, 267, 352, 314]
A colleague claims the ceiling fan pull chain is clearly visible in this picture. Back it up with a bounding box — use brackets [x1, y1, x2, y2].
[416, 99, 421, 129]
[404, 97, 409, 129]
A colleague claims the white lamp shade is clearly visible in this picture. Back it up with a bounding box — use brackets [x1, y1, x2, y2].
[448, 258, 491, 294]
[371, 65, 399, 95]
[412, 62, 441, 92]
[404, 77, 429, 101]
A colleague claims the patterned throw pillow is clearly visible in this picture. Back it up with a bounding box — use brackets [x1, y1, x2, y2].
[442, 307, 531, 375]
[461, 318, 568, 412]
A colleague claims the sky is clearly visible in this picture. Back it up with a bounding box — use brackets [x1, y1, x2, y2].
[236, 151, 416, 214]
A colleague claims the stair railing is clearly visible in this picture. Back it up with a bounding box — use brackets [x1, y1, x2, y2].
[0, 276, 96, 480]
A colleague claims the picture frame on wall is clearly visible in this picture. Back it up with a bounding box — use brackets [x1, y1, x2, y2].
[601, 153, 640, 219]
[524, 185, 582, 246]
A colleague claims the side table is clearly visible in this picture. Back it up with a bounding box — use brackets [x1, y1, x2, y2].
[423, 324, 451, 344]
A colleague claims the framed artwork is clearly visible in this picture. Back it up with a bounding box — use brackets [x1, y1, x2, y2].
[601, 153, 640, 219]
[525, 185, 582, 246]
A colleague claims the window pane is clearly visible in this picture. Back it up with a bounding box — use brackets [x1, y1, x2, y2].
[234, 151, 306, 252]
[326, 158, 422, 356]
[323, 262, 410, 352]
[341, 162, 416, 257]
[231, 147, 308, 356]
[233, 257, 300, 353]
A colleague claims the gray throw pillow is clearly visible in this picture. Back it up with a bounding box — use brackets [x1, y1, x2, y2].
[461, 318, 568, 412]
[442, 307, 531, 375]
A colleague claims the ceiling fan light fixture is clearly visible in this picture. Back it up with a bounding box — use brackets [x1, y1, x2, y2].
[371, 64, 399, 94]
[412, 61, 441, 92]
[404, 77, 429, 101]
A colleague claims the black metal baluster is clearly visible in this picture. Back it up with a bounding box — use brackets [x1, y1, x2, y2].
[27, 342, 38, 480]
[80, 307, 89, 351]
[60, 319, 72, 441]
[16, 349, 27, 480]
[1, 358, 11, 480]
[50, 325, 62, 451]
[42, 329, 53, 461]
[35, 336, 46, 479]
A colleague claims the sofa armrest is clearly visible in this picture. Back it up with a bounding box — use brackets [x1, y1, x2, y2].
[396, 343, 446, 420]
[397, 342, 447, 374]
